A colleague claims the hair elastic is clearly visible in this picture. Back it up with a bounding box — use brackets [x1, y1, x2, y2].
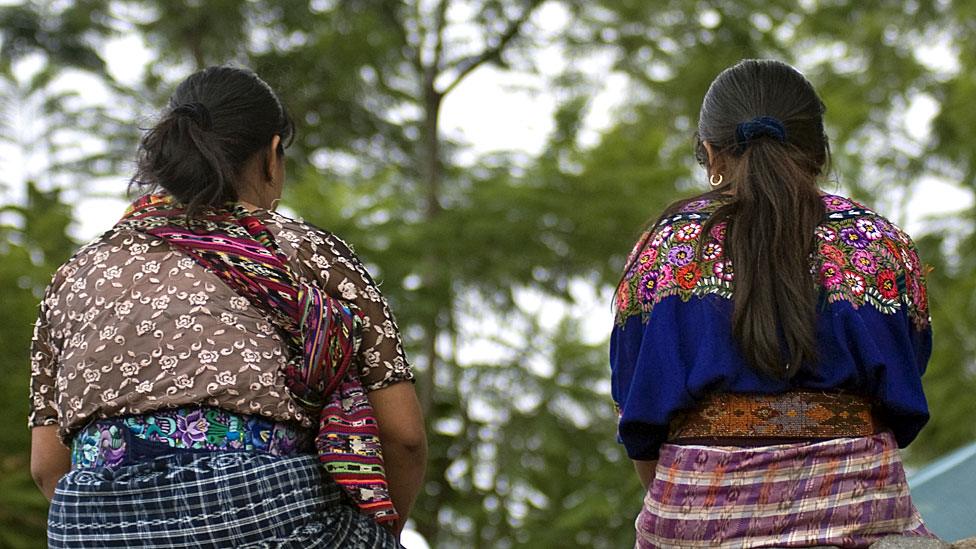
[734, 116, 786, 152]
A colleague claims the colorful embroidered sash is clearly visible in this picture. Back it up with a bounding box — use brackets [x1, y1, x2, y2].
[71, 407, 311, 470]
[119, 194, 397, 523]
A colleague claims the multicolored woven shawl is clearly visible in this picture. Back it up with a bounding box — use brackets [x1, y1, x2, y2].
[119, 193, 398, 523]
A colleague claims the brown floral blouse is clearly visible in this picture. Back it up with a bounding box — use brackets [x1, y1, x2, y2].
[28, 208, 413, 442]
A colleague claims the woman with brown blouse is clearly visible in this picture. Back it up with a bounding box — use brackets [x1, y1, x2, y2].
[29, 66, 426, 548]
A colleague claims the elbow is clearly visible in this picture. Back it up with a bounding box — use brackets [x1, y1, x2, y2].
[31, 463, 57, 500]
[382, 426, 428, 460]
[386, 430, 428, 457]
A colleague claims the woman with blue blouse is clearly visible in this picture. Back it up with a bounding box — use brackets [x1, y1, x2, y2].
[611, 59, 936, 547]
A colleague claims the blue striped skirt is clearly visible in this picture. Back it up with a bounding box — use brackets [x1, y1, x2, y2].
[48, 451, 400, 548]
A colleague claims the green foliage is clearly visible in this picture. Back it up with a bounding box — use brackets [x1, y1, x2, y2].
[0, 183, 77, 548]
[0, 1, 974, 547]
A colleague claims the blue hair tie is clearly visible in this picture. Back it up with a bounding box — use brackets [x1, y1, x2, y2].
[734, 116, 786, 152]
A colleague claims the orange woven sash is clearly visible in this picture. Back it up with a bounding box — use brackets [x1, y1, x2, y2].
[668, 391, 879, 442]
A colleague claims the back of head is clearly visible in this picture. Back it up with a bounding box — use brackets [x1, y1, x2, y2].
[696, 59, 829, 379]
[130, 65, 294, 215]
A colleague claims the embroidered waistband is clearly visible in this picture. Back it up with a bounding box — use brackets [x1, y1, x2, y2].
[667, 391, 879, 442]
[71, 406, 313, 470]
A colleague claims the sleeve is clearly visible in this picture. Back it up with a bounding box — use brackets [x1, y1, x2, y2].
[867, 231, 932, 446]
[826, 223, 932, 448]
[28, 286, 61, 428]
[610, 317, 671, 460]
[295, 228, 414, 392]
[609, 230, 673, 460]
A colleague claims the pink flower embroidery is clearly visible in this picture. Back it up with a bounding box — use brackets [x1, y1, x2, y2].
[819, 262, 843, 288]
[851, 250, 879, 274]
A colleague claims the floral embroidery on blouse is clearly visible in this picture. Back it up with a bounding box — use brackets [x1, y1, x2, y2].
[615, 194, 930, 331]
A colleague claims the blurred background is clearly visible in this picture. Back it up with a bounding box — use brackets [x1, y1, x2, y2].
[2, 0, 975, 547]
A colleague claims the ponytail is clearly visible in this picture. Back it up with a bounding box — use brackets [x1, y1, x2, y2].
[708, 138, 825, 378]
[135, 103, 238, 217]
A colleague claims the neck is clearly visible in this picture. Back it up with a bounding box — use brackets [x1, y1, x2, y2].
[239, 200, 264, 212]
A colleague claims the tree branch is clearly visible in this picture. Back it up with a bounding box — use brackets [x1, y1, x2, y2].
[439, 0, 543, 97]
[379, 2, 424, 75]
[431, 0, 450, 72]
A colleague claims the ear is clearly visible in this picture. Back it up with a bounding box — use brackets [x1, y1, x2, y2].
[264, 135, 282, 181]
[702, 140, 726, 175]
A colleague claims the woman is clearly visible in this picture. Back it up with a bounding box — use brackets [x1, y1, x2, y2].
[29, 65, 427, 548]
[611, 59, 935, 547]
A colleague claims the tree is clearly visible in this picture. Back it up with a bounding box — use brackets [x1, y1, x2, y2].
[1, 1, 974, 546]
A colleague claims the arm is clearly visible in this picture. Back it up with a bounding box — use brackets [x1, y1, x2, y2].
[632, 459, 657, 491]
[30, 425, 71, 500]
[368, 381, 427, 537]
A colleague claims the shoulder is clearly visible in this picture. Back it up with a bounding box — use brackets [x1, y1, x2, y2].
[261, 210, 362, 263]
[46, 226, 148, 293]
[814, 193, 929, 329]
[615, 197, 729, 324]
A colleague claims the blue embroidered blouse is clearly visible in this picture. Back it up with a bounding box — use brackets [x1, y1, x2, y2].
[610, 193, 931, 460]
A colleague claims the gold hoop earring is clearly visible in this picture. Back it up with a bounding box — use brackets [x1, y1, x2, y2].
[709, 174, 724, 187]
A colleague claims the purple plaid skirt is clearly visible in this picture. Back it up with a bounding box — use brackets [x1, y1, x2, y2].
[636, 432, 934, 548]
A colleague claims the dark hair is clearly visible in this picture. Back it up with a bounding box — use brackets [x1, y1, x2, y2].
[623, 59, 829, 379]
[130, 65, 294, 215]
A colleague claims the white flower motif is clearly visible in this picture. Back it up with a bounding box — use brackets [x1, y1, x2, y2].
[215, 371, 237, 385]
[160, 355, 178, 372]
[230, 297, 249, 311]
[178, 257, 195, 270]
[198, 349, 219, 364]
[175, 315, 195, 329]
[337, 280, 358, 300]
[115, 300, 133, 317]
[174, 375, 193, 389]
[242, 349, 261, 363]
[364, 349, 381, 368]
[311, 254, 330, 269]
[382, 319, 397, 339]
[103, 265, 123, 280]
[71, 278, 87, 293]
[136, 320, 156, 336]
[365, 285, 381, 302]
[99, 326, 118, 340]
[142, 261, 161, 274]
[129, 243, 149, 254]
[151, 296, 170, 310]
[93, 250, 110, 264]
[120, 362, 140, 377]
[101, 388, 119, 401]
[135, 380, 153, 393]
[83, 369, 101, 383]
[188, 292, 208, 306]
[258, 372, 275, 385]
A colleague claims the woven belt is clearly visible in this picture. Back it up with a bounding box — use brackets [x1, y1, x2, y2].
[668, 391, 879, 442]
[71, 406, 313, 470]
